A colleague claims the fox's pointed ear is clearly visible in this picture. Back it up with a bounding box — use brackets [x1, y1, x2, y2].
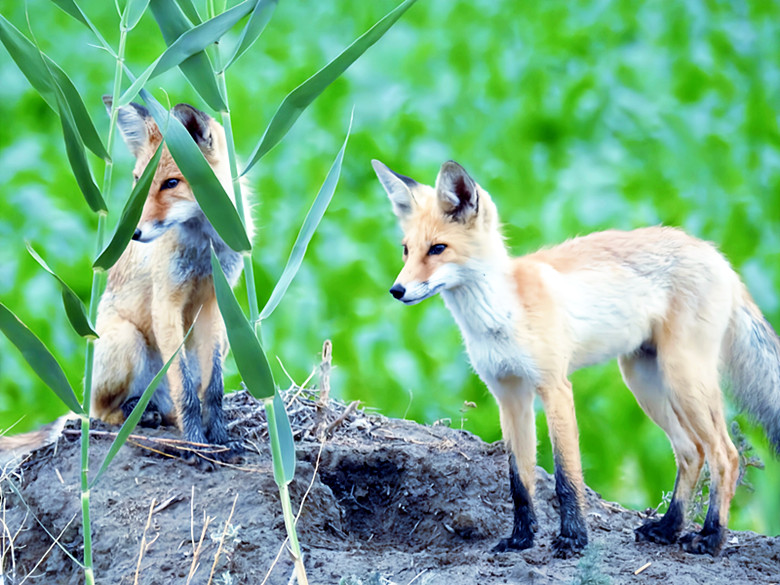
[436, 160, 478, 222]
[372, 159, 418, 219]
[173, 103, 214, 153]
[103, 95, 155, 158]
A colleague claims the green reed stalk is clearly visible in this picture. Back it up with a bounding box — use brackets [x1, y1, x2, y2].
[79, 17, 128, 585]
[213, 32, 306, 582]
[264, 397, 308, 585]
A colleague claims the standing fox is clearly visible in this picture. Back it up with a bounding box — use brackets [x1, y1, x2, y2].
[373, 159, 780, 557]
[92, 98, 250, 456]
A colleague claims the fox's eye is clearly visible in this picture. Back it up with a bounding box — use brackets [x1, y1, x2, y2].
[428, 243, 447, 255]
[161, 178, 180, 190]
[402, 244, 408, 256]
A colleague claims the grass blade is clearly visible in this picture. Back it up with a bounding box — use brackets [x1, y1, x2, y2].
[0, 303, 84, 415]
[222, 0, 277, 71]
[174, 0, 202, 24]
[90, 322, 193, 486]
[0, 14, 56, 108]
[94, 144, 163, 270]
[0, 16, 109, 161]
[242, 0, 418, 174]
[121, 0, 253, 105]
[118, 55, 163, 107]
[260, 111, 352, 320]
[48, 0, 90, 28]
[210, 247, 275, 400]
[149, 0, 225, 112]
[47, 57, 111, 161]
[123, 0, 151, 31]
[273, 389, 295, 483]
[27, 244, 98, 339]
[55, 90, 107, 213]
[141, 89, 251, 252]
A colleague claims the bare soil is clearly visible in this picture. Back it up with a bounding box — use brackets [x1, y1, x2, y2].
[1, 390, 778, 585]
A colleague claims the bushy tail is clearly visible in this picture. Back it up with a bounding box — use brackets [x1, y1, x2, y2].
[0, 416, 69, 469]
[726, 289, 780, 454]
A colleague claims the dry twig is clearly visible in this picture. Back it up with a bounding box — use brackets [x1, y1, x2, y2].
[133, 498, 157, 585]
[207, 493, 239, 585]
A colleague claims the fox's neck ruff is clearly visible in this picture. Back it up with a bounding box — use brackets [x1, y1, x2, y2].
[173, 214, 243, 286]
[440, 255, 539, 387]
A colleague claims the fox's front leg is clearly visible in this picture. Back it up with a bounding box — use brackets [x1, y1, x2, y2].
[193, 298, 232, 448]
[152, 296, 208, 446]
[539, 377, 588, 557]
[493, 377, 538, 552]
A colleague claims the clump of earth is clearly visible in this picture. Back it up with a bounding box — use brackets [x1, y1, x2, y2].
[2, 389, 778, 584]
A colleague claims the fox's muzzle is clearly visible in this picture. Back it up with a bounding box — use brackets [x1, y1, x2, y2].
[132, 228, 142, 241]
[389, 283, 406, 300]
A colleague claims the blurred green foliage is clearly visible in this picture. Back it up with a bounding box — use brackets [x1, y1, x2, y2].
[0, 0, 778, 535]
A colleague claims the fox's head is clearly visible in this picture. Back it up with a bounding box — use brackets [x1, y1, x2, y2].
[104, 96, 232, 243]
[373, 160, 506, 305]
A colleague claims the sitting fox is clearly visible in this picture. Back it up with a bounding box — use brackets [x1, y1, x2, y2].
[92, 98, 251, 456]
[373, 159, 780, 557]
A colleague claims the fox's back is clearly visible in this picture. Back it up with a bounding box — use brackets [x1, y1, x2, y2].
[524, 226, 741, 370]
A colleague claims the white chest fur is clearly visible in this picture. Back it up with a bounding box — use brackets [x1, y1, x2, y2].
[440, 261, 539, 394]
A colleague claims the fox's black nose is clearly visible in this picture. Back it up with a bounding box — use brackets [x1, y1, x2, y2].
[132, 228, 142, 241]
[389, 284, 406, 300]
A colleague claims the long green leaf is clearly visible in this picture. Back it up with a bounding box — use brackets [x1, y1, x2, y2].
[123, 0, 150, 31]
[118, 55, 163, 107]
[0, 15, 55, 108]
[90, 322, 192, 486]
[242, 0, 418, 174]
[210, 248, 275, 399]
[27, 244, 98, 339]
[46, 57, 111, 161]
[273, 389, 295, 484]
[222, 0, 277, 71]
[0, 304, 84, 415]
[175, 0, 203, 24]
[121, 0, 253, 105]
[48, 0, 90, 28]
[0, 16, 109, 161]
[55, 90, 107, 213]
[141, 89, 251, 252]
[260, 111, 352, 320]
[94, 144, 163, 270]
[149, 0, 225, 111]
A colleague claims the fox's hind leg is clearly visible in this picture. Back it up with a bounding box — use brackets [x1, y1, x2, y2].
[93, 316, 173, 428]
[658, 346, 738, 555]
[493, 376, 537, 553]
[621, 338, 738, 556]
[619, 346, 699, 545]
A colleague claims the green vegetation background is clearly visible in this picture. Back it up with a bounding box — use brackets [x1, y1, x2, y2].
[1, 0, 778, 535]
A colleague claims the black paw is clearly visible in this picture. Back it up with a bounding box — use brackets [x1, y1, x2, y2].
[552, 531, 588, 558]
[121, 398, 163, 429]
[635, 518, 680, 545]
[184, 450, 218, 471]
[214, 440, 245, 463]
[679, 528, 724, 556]
[205, 424, 231, 447]
[492, 533, 534, 553]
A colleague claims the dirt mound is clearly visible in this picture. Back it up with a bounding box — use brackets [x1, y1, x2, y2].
[2, 390, 778, 584]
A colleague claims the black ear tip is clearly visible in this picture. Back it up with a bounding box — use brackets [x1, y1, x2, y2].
[173, 103, 211, 122]
[102, 95, 112, 107]
[441, 160, 467, 174]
